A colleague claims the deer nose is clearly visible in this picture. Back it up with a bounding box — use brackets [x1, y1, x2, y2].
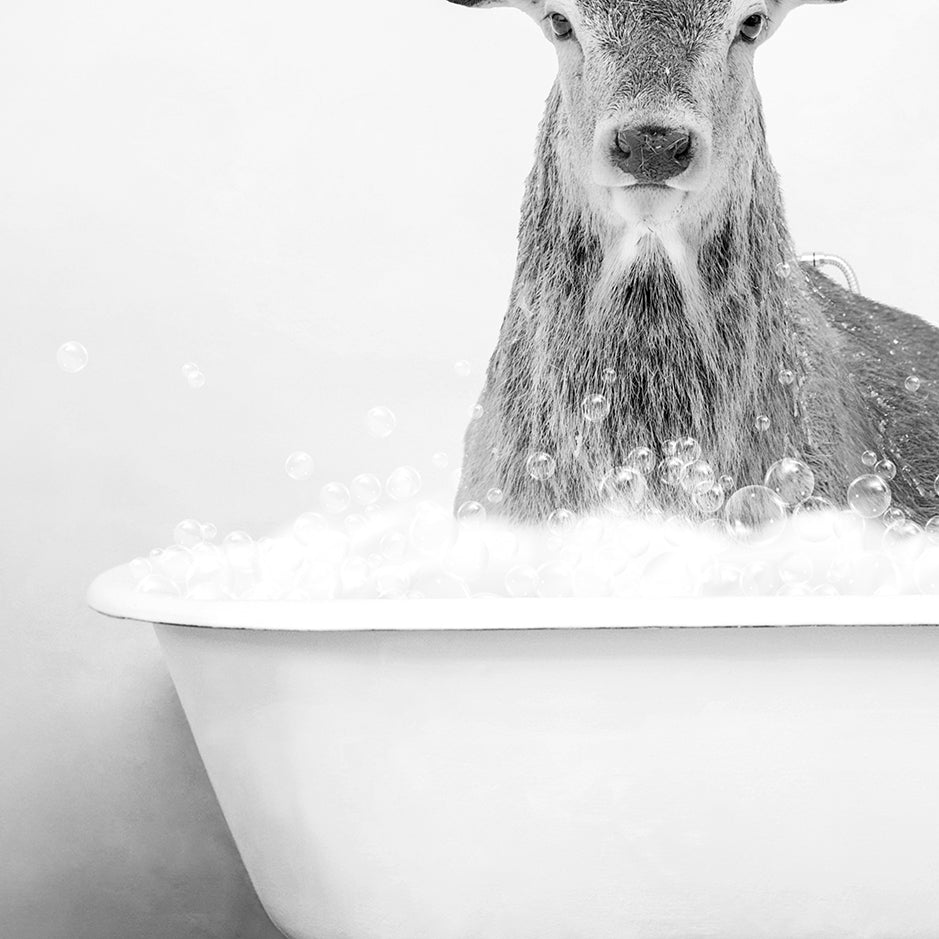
[612, 125, 695, 183]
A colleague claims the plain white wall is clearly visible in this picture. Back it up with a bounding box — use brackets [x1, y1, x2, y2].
[2, 1, 937, 935]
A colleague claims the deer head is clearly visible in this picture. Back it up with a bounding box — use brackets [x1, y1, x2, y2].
[447, 0, 847, 264]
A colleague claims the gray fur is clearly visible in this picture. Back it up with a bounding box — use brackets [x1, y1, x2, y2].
[449, 0, 939, 523]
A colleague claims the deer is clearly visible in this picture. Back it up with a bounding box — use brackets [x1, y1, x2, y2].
[445, 0, 939, 526]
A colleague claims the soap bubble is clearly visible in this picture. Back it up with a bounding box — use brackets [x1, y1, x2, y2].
[486, 487, 504, 504]
[409, 502, 456, 555]
[548, 508, 578, 535]
[186, 369, 206, 389]
[454, 360, 471, 377]
[602, 367, 617, 385]
[883, 507, 906, 530]
[792, 496, 836, 542]
[136, 574, 181, 596]
[320, 481, 352, 514]
[692, 483, 725, 515]
[201, 522, 217, 541]
[582, 393, 611, 423]
[536, 561, 574, 598]
[155, 546, 194, 582]
[293, 512, 328, 544]
[905, 374, 922, 393]
[847, 474, 892, 518]
[223, 531, 257, 572]
[344, 513, 369, 536]
[57, 341, 88, 373]
[181, 362, 199, 377]
[471, 404, 484, 421]
[874, 459, 897, 481]
[718, 474, 735, 493]
[457, 500, 486, 525]
[883, 520, 925, 561]
[755, 415, 771, 432]
[926, 517, 939, 545]
[778, 369, 795, 386]
[775, 260, 792, 279]
[380, 531, 408, 562]
[173, 519, 203, 548]
[432, 451, 449, 469]
[724, 485, 786, 545]
[659, 456, 685, 487]
[285, 451, 314, 481]
[526, 452, 557, 481]
[764, 458, 815, 505]
[862, 450, 877, 467]
[502, 565, 536, 597]
[677, 437, 702, 464]
[600, 467, 648, 512]
[626, 447, 656, 474]
[386, 466, 422, 502]
[366, 406, 396, 439]
[681, 459, 714, 494]
[351, 473, 382, 506]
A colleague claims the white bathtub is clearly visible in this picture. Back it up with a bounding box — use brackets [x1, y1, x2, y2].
[89, 564, 939, 939]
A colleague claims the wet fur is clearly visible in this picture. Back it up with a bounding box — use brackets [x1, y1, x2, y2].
[455, 83, 939, 523]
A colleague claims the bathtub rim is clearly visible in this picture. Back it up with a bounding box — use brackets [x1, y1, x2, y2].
[87, 563, 939, 631]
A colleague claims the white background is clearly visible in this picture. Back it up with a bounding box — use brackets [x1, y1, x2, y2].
[2, 1, 937, 935]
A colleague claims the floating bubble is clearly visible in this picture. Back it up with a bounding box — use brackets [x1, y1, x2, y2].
[187, 369, 206, 389]
[432, 451, 449, 470]
[351, 473, 382, 506]
[677, 437, 702, 464]
[201, 522, 217, 541]
[692, 483, 725, 515]
[847, 474, 892, 518]
[386, 466, 422, 502]
[905, 374, 922, 393]
[926, 517, 939, 545]
[454, 360, 471, 378]
[883, 520, 925, 561]
[883, 507, 907, 529]
[755, 415, 771, 432]
[173, 519, 203, 548]
[778, 369, 795, 386]
[526, 452, 557, 481]
[366, 406, 396, 439]
[57, 341, 88, 373]
[724, 485, 786, 545]
[764, 458, 815, 505]
[505, 565, 539, 598]
[320, 481, 352, 514]
[548, 508, 577, 535]
[681, 459, 714, 494]
[600, 466, 648, 511]
[659, 456, 685, 487]
[457, 500, 487, 525]
[582, 393, 611, 423]
[601, 367, 617, 385]
[626, 446, 656, 474]
[344, 513, 369, 536]
[874, 459, 897, 481]
[486, 487, 504, 504]
[285, 451, 314, 481]
[471, 404, 484, 421]
[181, 362, 199, 377]
[775, 260, 792, 279]
[718, 474, 735, 493]
[862, 450, 878, 467]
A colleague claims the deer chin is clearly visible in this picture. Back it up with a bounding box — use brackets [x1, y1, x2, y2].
[608, 184, 686, 230]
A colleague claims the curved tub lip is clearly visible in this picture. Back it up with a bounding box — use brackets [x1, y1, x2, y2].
[87, 563, 939, 632]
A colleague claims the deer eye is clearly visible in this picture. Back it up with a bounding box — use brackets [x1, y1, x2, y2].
[549, 13, 574, 40]
[739, 13, 766, 43]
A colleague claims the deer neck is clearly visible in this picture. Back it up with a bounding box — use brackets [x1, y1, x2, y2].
[498, 85, 850, 491]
